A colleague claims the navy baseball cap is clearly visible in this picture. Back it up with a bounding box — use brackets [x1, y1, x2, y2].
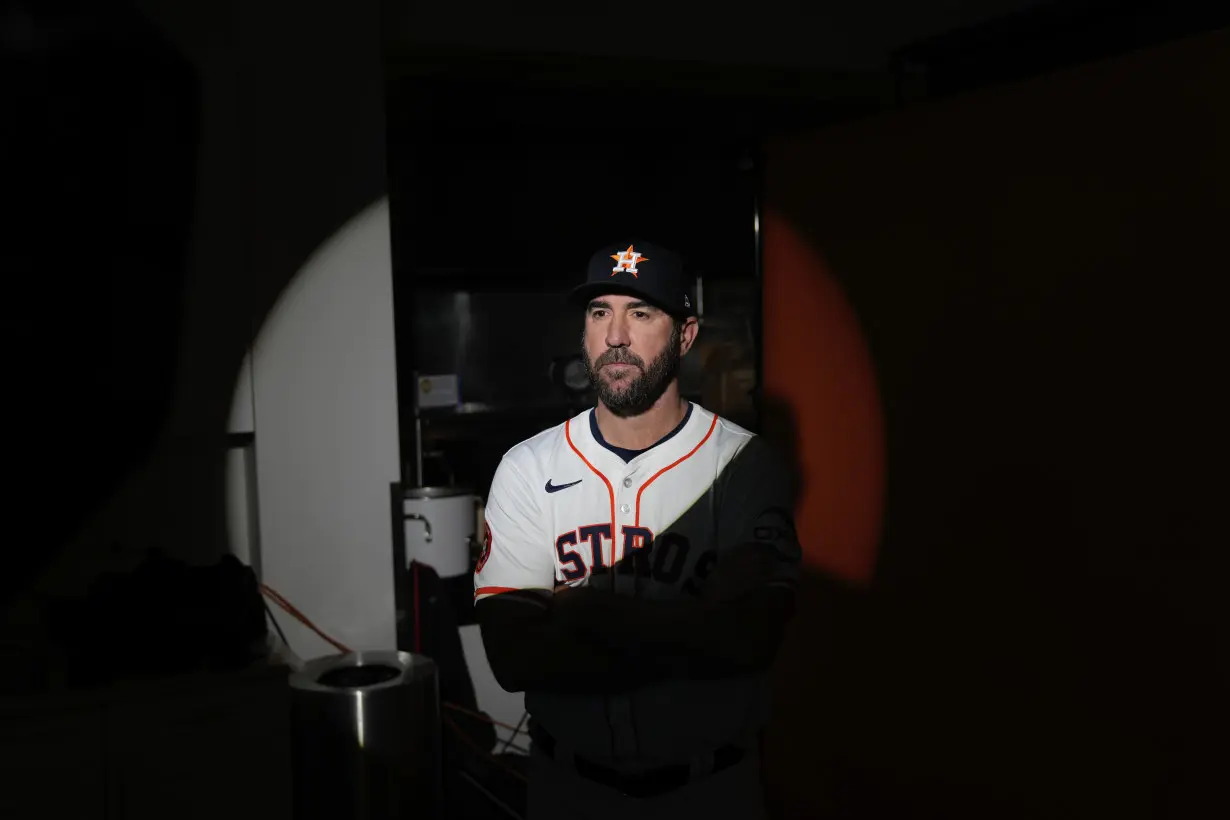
[569, 240, 696, 317]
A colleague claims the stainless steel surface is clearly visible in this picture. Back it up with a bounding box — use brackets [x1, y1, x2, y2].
[290, 651, 441, 820]
[420, 399, 578, 416]
[414, 413, 424, 487]
[411, 289, 581, 410]
[403, 486, 476, 499]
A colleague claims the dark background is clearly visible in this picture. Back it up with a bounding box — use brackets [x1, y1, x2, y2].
[3, 0, 1227, 817]
[761, 25, 1228, 818]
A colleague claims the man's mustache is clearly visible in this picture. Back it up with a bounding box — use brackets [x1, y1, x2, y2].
[595, 350, 644, 369]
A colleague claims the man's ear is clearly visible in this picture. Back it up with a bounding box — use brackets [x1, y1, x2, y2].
[679, 316, 700, 356]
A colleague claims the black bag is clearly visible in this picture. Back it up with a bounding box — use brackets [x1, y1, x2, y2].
[47, 550, 268, 686]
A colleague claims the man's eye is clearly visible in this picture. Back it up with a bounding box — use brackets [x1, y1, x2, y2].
[632, 311, 649, 319]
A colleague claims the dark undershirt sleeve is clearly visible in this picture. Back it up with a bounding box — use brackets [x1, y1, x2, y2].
[718, 435, 803, 588]
[475, 591, 676, 694]
[567, 436, 803, 678]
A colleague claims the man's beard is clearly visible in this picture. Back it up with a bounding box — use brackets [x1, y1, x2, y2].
[582, 333, 682, 418]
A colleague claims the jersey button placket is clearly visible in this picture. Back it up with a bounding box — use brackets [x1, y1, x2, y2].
[611, 471, 639, 758]
[619, 472, 636, 518]
[615, 473, 635, 564]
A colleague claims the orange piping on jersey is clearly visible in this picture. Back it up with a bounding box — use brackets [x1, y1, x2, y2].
[474, 586, 521, 600]
[566, 418, 617, 566]
[635, 412, 719, 526]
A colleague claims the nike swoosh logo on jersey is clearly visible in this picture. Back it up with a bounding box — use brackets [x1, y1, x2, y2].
[544, 479, 582, 493]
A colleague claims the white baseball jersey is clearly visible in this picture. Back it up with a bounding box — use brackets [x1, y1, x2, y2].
[474, 401, 801, 766]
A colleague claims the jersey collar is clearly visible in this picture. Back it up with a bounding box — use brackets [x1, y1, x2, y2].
[570, 402, 714, 472]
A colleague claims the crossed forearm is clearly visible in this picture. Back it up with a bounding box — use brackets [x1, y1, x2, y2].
[480, 553, 793, 695]
[478, 594, 674, 694]
[563, 586, 793, 678]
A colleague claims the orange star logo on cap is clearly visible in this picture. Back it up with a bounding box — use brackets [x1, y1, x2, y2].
[610, 245, 649, 278]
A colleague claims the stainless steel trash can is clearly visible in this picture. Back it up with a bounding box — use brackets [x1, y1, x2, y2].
[289, 651, 441, 820]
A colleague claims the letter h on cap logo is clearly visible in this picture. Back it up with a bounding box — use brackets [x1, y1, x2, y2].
[610, 245, 648, 278]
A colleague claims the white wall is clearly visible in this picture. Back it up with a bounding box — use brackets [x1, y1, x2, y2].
[238, 197, 401, 659]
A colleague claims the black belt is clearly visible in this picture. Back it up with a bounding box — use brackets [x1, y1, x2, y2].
[530, 726, 745, 799]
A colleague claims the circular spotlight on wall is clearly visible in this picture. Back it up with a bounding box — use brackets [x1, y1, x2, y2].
[761, 207, 886, 588]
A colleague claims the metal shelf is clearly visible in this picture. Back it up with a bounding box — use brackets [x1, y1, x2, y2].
[417, 400, 584, 419]
[417, 393, 706, 421]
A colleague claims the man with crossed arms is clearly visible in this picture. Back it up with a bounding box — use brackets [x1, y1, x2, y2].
[473, 239, 801, 819]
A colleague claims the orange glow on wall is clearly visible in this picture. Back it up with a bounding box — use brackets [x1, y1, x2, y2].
[761, 208, 885, 587]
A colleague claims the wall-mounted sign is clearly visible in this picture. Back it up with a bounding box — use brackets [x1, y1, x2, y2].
[415, 374, 460, 409]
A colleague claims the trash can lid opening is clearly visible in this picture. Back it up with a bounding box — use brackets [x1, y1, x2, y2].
[317, 663, 402, 689]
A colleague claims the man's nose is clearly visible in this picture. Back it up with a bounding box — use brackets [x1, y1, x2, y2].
[605, 316, 630, 347]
